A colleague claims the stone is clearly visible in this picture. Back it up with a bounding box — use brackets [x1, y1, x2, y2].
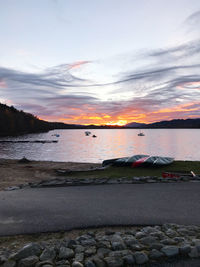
[179, 245, 192, 255]
[58, 247, 74, 259]
[97, 248, 111, 258]
[35, 260, 53, 267]
[109, 250, 129, 258]
[123, 254, 135, 265]
[135, 231, 146, 239]
[2, 260, 16, 267]
[104, 256, 124, 267]
[140, 236, 158, 245]
[189, 247, 200, 258]
[96, 241, 111, 249]
[149, 249, 164, 260]
[165, 229, 177, 238]
[111, 241, 126, 251]
[85, 260, 96, 267]
[80, 239, 96, 246]
[85, 246, 96, 256]
[161, 246, 179, 257]
[92, 257, 106, 267]
[40, 247, 56, 261]
[75, 253, 84, 262]
[72, 262, 84, 267]
[10, 243, 42, 260]
[75, 245, 85, 253]
[18, 255, 39, 267]
[133, 252, 148, 264]
[161, 238, 177, 245]
[149, 242, 163, 250]
[124, 237, 138, 247]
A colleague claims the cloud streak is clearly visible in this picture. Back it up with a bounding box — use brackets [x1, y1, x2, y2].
[1, 11, 200, 125]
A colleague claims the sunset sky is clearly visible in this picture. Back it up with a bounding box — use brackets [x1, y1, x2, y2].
[0, 0, 200, 125]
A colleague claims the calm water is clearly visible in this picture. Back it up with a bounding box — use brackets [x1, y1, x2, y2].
[0, 129, 199, 163]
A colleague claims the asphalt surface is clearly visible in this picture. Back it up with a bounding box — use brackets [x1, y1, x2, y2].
[0, 183, 200, 236]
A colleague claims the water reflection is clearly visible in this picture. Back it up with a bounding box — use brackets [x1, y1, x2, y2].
[0, 129, 199, 162]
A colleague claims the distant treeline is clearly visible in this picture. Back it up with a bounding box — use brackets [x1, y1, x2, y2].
[144, 119, 200, 129]
[0, 103, 199, 137]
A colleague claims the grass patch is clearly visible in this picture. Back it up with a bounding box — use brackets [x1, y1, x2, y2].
[68, 160, 200, 179]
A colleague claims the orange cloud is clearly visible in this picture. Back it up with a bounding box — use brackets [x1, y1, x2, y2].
[68, 61, 91, 69]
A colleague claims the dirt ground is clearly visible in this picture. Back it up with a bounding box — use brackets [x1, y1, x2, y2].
[0, 158, 100, 191]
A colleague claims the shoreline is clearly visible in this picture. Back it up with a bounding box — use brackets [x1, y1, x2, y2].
[0, 158, 100, 191]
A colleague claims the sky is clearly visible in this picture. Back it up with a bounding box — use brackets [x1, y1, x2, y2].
[0, 0, 200, 125]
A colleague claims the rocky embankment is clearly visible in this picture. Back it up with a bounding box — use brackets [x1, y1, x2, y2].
[1, 224, 200, 266]
[5, 174, 200, 191]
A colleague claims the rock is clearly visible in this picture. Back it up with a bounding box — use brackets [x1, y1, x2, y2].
[133, 251, 148, 264]
[0, 255, 7, 264]
[80, 239, 96, 247]
[75, 245, 85, 253]
[72, 262, 84, 267]
[35, 260, 53, 267]
[140, 236, 158, 246]
[40, 247, 56, 261]
[135, 231, 146, 239]
[161, 238, 177, 245]
[179, 245, 192, 255]
[58, 247, 74, 259]
[149, 242, 163, 250]
[18, 255, 39, 267]
[111, 241, 126, 251]
[104, 256, 124, 267]
[85, 260, 96, 267]
[122, 254, 135, 265]
[2, 260, 16, 267]
[97, 248, 111, 258]
[75, 253, 84, 262]
[161, 245, 179, 257]
[189, 247, 200, 258]
[85, 246, 96, 256]
[109, 250, 129, 258]
[149, 249, 164, 260]
[96, 241, 111, 249]
[92, 257, 106, 267]
[165, 229, 177, 238]
[68, 239, 77, 248]
[10, 243, 42, 260]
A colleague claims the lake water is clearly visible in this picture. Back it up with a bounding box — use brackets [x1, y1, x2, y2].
[0, 129, 199, 163]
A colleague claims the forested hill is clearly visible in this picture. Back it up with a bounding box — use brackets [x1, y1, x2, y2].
[0, 103, 52, 136]
[0, 103, 85, 136]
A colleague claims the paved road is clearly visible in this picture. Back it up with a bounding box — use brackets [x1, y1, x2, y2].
[0, 183, 200, 236]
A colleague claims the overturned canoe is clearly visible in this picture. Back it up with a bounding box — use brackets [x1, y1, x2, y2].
[102, 154, 174, 167]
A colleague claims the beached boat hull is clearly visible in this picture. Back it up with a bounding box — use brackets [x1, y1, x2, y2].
[102, 154, 174, 167]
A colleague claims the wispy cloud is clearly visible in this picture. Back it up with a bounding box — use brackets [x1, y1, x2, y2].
[1, 9, 200, 125]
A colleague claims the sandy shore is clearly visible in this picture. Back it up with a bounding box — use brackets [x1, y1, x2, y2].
[0, 158, 101, 191]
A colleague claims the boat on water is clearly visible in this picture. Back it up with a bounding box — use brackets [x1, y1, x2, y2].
[85, 131, 91, 136]
[138, 132, 145, 136]
[102, 154, 174, 167]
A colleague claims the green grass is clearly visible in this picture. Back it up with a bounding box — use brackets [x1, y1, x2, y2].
[68, 161, 200, 179]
